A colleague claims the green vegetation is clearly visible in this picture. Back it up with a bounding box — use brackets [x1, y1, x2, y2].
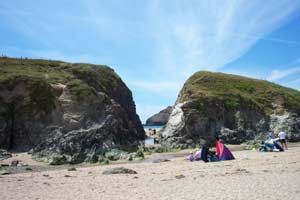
[0, 57, 123, 101]
[179, 71, 300, 114]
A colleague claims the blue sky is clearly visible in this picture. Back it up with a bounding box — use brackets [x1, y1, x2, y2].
[1, 0, 300, 122]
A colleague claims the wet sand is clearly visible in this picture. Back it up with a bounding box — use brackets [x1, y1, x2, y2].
[1, 145, 300, 200]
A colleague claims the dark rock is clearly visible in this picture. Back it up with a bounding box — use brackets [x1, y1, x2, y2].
[67, 153, 85, 164]
[48, 154, 67, 165]
[0, 149, 12, 161]
[0, 169, 11, 175]
[84, 148, 99, 163]
[152, 159, 171, 163]
[105, 149, 128, 161]
[127, 149, 144, 161]
[162, 71, 300, 146]
[135, 149, 144, 159]
[175, 174, 185, 179]
[102, 167, 137, 175]
[145, 106, 173, 126]
[67, 168, 76, 171]
[25, 167, 32, 171]
[97, 155, 109, 165]
[0, 58, 145, 163]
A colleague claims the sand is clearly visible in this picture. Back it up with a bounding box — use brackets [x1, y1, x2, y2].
[1, 146, 300, 200]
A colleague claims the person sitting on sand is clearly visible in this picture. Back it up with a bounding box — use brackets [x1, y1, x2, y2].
[188, 150, 201, 161]
[278, 130, 288, 150]
[260, 137, 274, 151]
[260, 138, 283, 152]
[188, 151, 195, 161]
[193, 150, 201, 160]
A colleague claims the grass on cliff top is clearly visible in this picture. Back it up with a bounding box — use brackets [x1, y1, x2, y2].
[0, 57, 124, 100]
[179, 71, 300, 113]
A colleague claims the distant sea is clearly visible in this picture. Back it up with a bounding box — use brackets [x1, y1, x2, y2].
[143, 125, 164, 130]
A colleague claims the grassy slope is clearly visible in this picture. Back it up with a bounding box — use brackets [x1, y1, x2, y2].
[178, 71, 300, 114]
[0, 57, 123, 100]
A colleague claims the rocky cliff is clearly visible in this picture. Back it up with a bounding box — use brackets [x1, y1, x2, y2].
[162, 71, 300, 147]
[0, 57, 145, 163]
[145, 106, 173, 126]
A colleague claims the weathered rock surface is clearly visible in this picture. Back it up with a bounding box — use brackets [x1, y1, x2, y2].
[162, 71, 300, 147]
[145, 106, 173, 126]
[0, 57, 145, 164]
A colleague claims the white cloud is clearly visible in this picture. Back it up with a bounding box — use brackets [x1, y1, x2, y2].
[268, 67, 300, 81]
[147, 0, 300, 78]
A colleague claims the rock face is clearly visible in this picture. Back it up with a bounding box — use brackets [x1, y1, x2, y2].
[162, 71, 300, 147]
[0, 57, 145, 163]
[145, 106, 173, 126]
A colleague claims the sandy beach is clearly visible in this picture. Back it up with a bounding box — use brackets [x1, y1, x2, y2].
[1, 145, 300, 200]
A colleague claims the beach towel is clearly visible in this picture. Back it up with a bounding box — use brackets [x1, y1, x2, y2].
[216, 141, 235, 161]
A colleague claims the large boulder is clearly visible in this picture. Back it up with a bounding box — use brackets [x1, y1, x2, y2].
[145, 106, 173, 126]
[0, 149, 12, 161]
[0, 57, 145, 163]
[162, 71, 300, 147]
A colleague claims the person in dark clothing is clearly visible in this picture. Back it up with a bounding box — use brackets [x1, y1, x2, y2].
[200, 145, 217, 162]
[200, 145, 209, 162]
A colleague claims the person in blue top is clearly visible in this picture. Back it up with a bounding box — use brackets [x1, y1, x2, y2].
[268, 130, 275, 139]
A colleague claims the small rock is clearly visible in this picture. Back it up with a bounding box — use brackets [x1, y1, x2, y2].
[152, 159, 171, 163]
[175, 174, 185, 179]
[43, 174, 49, 177]
[25, 167, 33, 171]
[67, 168, 77, 171]
[0, 169, 11, 175]
[102, 167, 137, 175]
[64, 175, 72, 178]
[161, 178, 172, 181]
[0, 164, 9, 167]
